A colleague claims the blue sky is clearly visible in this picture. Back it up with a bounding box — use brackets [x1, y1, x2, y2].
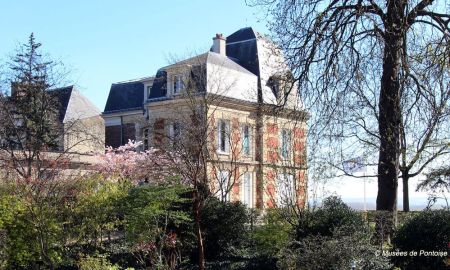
[0, 0, 267, 110]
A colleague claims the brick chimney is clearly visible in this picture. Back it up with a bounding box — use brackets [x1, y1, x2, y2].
[212, 33, 226, 56]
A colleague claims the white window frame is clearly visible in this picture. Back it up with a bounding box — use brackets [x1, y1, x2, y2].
[168, 122, 181, 146]
[146, 85, 152, 99]
[217, 170, 230, 202]
[241, 172, 253, 207]
[280, 129, 291, 160]
[276, 173, 295, 207]
[242, 125, 251, 156]
[172, 75, 184, 94]
[217, 120, 230, 154]
[143, 128, 149, 150]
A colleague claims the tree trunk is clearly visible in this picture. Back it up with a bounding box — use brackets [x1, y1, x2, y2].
[403, 175, 410, 212]
[376, 0, 405, 242]
[193, 191, 205, 270]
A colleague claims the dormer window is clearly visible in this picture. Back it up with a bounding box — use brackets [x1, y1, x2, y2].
[267, 75, 281, 101]
[267, 72, 295, 105]
[172, 75, 184, 94]
[147, 85, 152, 99]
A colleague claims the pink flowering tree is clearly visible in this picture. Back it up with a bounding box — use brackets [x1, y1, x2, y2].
[95, 140, 188, 269]
[96, 140, 182, 184]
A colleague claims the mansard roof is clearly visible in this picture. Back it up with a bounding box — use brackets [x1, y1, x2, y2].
[226, 27, 260, 76]
[103, 80, 145, 114]
[51, 86, 101, 123]
[103, 27, 298, 111]
[226, 27, 258, 43]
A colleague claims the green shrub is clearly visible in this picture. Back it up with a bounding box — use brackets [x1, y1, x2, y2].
[392, 210, 450, 270]
[122, 183, 191, 269]
[278, 196, 391, 270]
[278, 227, 391, 270]
[0, 187, 67, 269]
[78, 254, 121, 270]
[247, 208, 293, 269]
[296, 196, 366, 240]
[200, 198, 249, 260]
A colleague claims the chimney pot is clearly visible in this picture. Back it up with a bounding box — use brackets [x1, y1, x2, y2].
[212, 33, 226, 56]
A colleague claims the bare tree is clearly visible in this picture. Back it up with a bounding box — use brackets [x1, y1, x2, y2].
[249, 0, 449, 236]
[418, 166, 450, 209]
[140, 53, 260, 269]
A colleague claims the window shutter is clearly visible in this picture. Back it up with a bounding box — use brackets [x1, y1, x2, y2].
[279, 130, 283, 159]
[225, 122, 230, 153]
[217, 121, 221, 150]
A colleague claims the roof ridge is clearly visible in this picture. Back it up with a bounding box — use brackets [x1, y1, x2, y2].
[113, 76, 154, 85]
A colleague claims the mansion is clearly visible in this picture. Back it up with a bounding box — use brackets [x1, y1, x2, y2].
[102, 27, 308, 209]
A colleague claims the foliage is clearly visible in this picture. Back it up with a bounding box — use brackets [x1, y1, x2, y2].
[250, 208, 292, 260]
[392, 210, 450, 270]
[72, 175, 130, 249]
[278, 228, 391, 270]
[295, 196, 366, 240]
[122, 183, 191, 269]
[419, 167, 450, 209]
[0, 192, 37, 269]
[0, 176, 82, 269]
[200, 198, 249, 260]
[277, 196, 391, 269]
[0, 33, 62, 158]
[0, 33, 76, 269]
[0, 173, 194, 269]
[243, 208, 293, 269]
[78, 254, 121, 270]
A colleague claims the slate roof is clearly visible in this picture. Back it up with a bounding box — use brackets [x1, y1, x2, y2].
[226, 27, 257, 43]
[51, 86, 73, 122]
[103, 27, 290, 110]
[147, 51, 257, 102]
[103, 80, 145, 113]
[51, 86, 101, 123]
[148, 70, 167, 99]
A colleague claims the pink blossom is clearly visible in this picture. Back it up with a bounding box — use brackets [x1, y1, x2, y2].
[96, 140, 185, 185]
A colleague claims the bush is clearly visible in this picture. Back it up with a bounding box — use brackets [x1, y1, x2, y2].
[200, 198, 249, 260]
[122, 183, 191, 269]
[295, 196, 366, 240]
[248, 208, 293, 269]
[278, 227, 392, 270]
[0, 185, 70, 269]
[78, 254, 121, 270]
[392, 210, 450, 270]
[278, 196, 391, 270]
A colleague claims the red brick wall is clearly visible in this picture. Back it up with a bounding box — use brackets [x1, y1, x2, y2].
[153, 118, 165, 144]
[266, 123, 279, 163]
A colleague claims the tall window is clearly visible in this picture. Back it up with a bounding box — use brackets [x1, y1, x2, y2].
[217, 170, 230, 202]
[241, 172, 253, 207]
[276, 173, 295, 206]
[147, 85, 152, 99]
[143, 128, 149, 150]
[242, 125, 251, 156]
[173, 75, 184, 94]
[218, 120, 229, 153]
[280, 129, 291, 159]
[169, 122, 181, 146]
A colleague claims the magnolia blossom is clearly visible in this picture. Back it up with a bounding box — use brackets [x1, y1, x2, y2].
[96, 140, 182, 184]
